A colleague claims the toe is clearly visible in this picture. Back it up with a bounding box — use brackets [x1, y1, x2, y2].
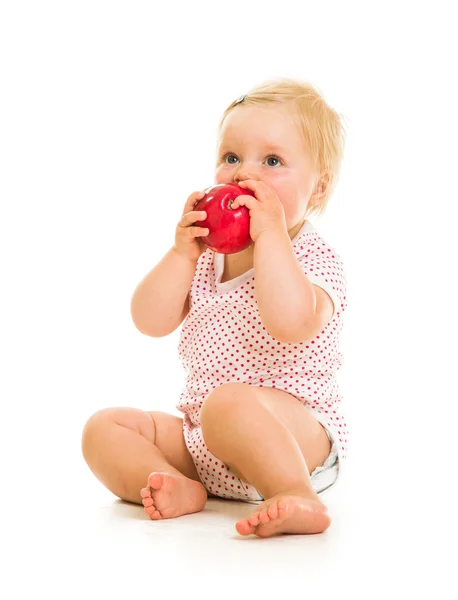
[142, 496, 153, 507]
[140, 487, 151, 498]
[148, 472, 162, 489]
[259, 509, 270, 524]
[248, 512, 261, 526]
[267, 503, 279, 520]
[236, 519, 256, 536]
[277, 500, 289, 516]
[144, 504, 162, 519]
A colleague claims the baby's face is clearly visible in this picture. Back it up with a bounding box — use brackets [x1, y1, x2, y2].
[215, 104, 320, 230]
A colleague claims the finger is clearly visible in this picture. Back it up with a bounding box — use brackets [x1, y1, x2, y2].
[184, 190, 207, 215]
[180, 210, 207, 227]
[190, 226, 210, 237]
[238, 180, 257, 191]
[230, 195, 257, 210]
[179, 222, 209, 237]
[186, 191, 205, 206]
[194, 186, 212, 204]
[238, 179, 265, 200]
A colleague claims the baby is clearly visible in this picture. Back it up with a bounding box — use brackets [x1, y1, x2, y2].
[82, 77, 349, 538]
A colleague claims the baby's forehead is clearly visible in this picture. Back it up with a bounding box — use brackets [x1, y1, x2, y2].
[218, 136, 288, 153]
[218, 107, 304, 151]
[223, 103, 293, 128]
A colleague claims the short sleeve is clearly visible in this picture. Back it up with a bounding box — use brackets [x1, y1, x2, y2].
[295, 239, 347, 320]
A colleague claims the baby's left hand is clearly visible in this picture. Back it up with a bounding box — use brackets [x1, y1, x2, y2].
[230, 180, 288, 243]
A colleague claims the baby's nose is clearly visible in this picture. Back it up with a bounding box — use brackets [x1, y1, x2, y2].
[234, 169, 257, 184]
[233, 161, 258, 183]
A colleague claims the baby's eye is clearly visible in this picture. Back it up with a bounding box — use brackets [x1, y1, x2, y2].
[266, 156, 282, 167]
[222, 153, 282, 167]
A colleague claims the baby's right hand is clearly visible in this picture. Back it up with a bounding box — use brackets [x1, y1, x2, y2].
[173, 189, 210, 262]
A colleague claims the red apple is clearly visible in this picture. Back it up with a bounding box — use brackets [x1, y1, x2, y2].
[193, 183, 255, 254]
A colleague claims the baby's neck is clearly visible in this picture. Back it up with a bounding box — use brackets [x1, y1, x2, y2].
[288, 219, 306, 240]
[221, 220, 306, 284]
[228, 220, 305, 264]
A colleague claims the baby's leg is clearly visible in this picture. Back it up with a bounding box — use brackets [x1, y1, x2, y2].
[81, 407, 208, 518]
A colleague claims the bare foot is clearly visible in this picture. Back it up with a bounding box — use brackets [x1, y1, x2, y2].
[235, 491, 331, 537]
[140, 472, 208, 520]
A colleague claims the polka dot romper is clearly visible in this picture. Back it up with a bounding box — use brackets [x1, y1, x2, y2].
[176, 220, 349, 502]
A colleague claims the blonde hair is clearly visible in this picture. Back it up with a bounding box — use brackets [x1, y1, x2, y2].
[217, 77, 348, 219]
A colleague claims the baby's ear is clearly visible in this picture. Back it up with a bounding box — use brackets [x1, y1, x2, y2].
[315, 171, 330, 196]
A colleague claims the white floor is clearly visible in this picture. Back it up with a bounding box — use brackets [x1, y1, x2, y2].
[5, 455, 453, 599]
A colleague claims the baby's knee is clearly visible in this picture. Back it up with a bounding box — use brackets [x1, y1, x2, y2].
[81, 407, 117, 458]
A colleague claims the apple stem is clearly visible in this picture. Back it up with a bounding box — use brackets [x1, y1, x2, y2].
[228, 200, 233, 210]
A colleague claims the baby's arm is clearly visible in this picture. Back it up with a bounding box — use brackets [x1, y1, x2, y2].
[131, 189, 209, 337]
[253, 229, 318, 343]
[130, 247, 196, 337]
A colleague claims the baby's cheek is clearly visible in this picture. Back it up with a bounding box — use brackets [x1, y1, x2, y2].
[283, 189, 309, 223]
[214, 165, 234, 184]
[214, 172, 224, 184]
[280, 197, 299, 222]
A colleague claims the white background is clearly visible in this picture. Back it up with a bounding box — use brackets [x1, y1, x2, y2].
[1, 0, 456, 597]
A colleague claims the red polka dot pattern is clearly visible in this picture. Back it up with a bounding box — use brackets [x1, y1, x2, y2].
[176, 222, 349, 501]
